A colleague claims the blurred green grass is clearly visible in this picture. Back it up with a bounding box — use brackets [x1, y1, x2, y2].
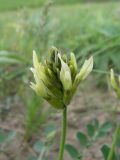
[0, 2, 120, 87]
[0, 0, 119, 11]
[0, 0, 84, 11]
[0, 2, 120, 56]
[0, 0, 44, 11]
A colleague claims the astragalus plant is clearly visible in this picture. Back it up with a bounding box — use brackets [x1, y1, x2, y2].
[30, 47, 93, 160]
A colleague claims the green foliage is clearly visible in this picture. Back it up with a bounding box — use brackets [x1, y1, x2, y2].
[1, 2, 120, 88]
[0, 0, 119, 11]
[65, 119, 113, 160]
[101, 145, 111, 160]
[0, 0, 44, 11]
[86, 123, 95, 137]
[0, 1, 55, 83]
[85, 119, 113, 140]
[51, 3, 120, 85]
[98, 122, 113, 137]
[0, 51, 24, 65]
[31, 124, 56, 160]
[76, 132, 89, 147]
[101, 145, 117, 160]
[0, 2, 54, 139]
[24, 94, 48, 140]
[65, 144, 81, 159]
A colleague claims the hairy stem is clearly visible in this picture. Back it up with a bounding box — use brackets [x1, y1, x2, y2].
[58, 106, 67, 160]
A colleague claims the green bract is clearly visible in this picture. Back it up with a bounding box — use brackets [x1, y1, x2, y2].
[30, 47, 93, 109]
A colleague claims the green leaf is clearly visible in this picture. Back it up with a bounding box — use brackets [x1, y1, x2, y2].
[33, 140, 45, 153]
[99, 122, 113, 133]
[0, 131, 6, 143]
[3, 68, 26, 80]
[101, 145, 110, 160]
[0, 57, 21, 64]
[95, 122, 113, 139]
[92, 119, 99, 129]
[86, 124, 95, 137]
[76, 132, 89, 147]
[101, 145, 117, 160]
[110, 52, 120, 70]
[65, 144, 81, 159]
[97, 131, 107, 138]
[97, 122, 113, 138]
[0, 51, 27, 65]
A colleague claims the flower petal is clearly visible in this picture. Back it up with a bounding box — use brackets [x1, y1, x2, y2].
[58, 54, 72, 91]
[73, 56, 93, 88]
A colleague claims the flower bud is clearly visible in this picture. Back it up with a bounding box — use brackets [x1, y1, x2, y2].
[30, 47, 93, 109]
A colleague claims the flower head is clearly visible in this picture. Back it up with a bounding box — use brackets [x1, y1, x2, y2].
[30, 47, 93, 109]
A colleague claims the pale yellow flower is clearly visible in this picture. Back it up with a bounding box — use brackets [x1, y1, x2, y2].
[30, 47, 93, 109]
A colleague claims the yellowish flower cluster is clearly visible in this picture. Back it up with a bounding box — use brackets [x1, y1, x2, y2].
[30, 47, 93, 109]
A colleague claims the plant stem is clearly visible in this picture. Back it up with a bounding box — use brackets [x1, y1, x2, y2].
[58, 105, 67, 160]
[107, 124, 120, 160]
